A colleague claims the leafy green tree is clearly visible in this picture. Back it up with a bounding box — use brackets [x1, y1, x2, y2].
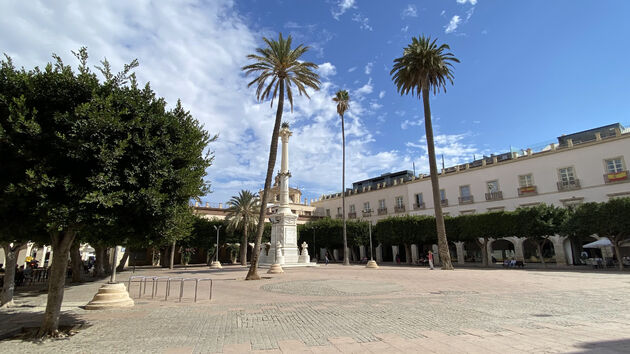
[225, 190, 260, 266]
[0, 50, 213, 336]
[391, 36, 459, 270]
[242, 33, 320, 280]
[453, 212, 514, 267]
[333, 90, 350, 265]
[514, 204, 567, 266]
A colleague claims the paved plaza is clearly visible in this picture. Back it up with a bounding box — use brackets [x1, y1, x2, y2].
[1, 264, 630, 353]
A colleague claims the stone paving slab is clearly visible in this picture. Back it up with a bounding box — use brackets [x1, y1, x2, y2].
[1, 264, 630, 353]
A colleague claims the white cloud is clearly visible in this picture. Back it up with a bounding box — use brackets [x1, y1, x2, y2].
[445, 15, 461, 34]
[401, 25, 409, 33]
[352, 13, 373, 31]
[364, 61, 373, 75]
[354, 78, 373, 96]
[395, 110, 406, 117]
[406, 133, 483, 173]
[440, 10, 446, 16]
[379, 91, 386, 99]
[318, 62, 337, 77]
[456, 0, 478, 5]
[466, 7, 475, 21]
[370, 102, 383, 109]
[348, 66, 357, 72]
[401, 119, 423, 130]
[331, 0, 356, 20]
[401, 4, 417, 18]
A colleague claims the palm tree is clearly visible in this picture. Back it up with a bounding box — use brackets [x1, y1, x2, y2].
[242, 33, 320, 280]
[333, 90, 350, 265]
[390, 35, 459, 270]
[225, 190, 260, 266]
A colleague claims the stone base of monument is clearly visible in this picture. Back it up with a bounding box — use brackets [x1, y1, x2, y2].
[85, 283, 134, 310]
[209, 261, 222, 269]
[366, 260, 379, 269]
[267, 263, 284, 274]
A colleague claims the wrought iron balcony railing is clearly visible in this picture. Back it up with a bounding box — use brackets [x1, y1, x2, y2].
[604, 171, 628, 184]
[377, 208, 388, 215]
[485, 191, 503, 201]
[413, 202, 425, 210]
[348, 212, 357, 219]
[518, 185, 537, 196]
[458, 195, 474, 204]
[557, 179, 580, 191]
[394, 205, 405, 213]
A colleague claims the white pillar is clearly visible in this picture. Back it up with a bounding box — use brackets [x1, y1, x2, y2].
[550, 234, 568, 266]
[333, 249, 339, 261]
[359, 245, 366, 259]
[486, 239, 494, 265]
[376, 244, 383, 263]
[320, 248, 327, 261]
[411, 244, 419, 264]
[454, 241, 465, 265]
[392, 245, 399, 262]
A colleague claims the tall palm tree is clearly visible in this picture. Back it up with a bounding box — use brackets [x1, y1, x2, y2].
[225, 190, 260, 266]
[242, 33, 320, 280]
[391, 35, 459, 270]
[333, 90, 350, 265]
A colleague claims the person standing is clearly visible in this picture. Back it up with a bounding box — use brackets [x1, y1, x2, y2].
[428, 251, 434, 270]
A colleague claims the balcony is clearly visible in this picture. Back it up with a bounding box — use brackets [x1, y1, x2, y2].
[440, 199, 449, 207]
[557, 179, 581, 191]
[458, 195, 474, 204]
[485, 191, 503, 201]
[362, 209, 372, 217]
[335, 214, 342, 219]
[377, 208, 388, 215]
[518, 185, 538, 196]
[604, 171, 628, 184]
[394, 205, 405, 213]
[348, 212, 357, 219]
[413, 202, 425, 210]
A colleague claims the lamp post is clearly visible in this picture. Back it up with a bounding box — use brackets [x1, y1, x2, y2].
[364, 211, 379, 269]
[210, 225, 222, 269]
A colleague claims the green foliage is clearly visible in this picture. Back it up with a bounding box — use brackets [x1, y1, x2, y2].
[514, 204, 567, 241]
[375, 215, 436, 245]
[391, 35, 460, 96]
[299, 218, 369, 248]
[225, 190, 260, 236]
[242, 33, 321, 111]
[333, 90, 350, 118]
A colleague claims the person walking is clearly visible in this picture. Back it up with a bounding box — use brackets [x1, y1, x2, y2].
[325, 254, 329, 266]
[428, 251, 434, 270]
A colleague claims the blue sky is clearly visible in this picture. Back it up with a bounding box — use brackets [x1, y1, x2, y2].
[2, 0, 630, 205]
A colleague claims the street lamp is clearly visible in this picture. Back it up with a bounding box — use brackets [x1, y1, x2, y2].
[210, 225, 222, 269]
[363, 210, 378, 269]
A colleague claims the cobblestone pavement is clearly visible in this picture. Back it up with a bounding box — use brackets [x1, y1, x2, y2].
[1, 264, 630, 353]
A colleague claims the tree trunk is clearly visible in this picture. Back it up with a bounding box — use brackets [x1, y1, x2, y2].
[536, 241, 546, 268]
[37, 230, 75, 337]
[94, 245, 105, 277]
[422, 85, 453, 270]
[477, 238, 489, 267]
[103, 248, 111, 275]
[247, 79, 285, 281]
[240, 221, 248, 266]
[1, 242, 26, 307]
[169, 240, 176, 270]
[405, 243, 412, 264]
[116, 247, 130, 272]
[341, 113, 349, 266]
[70, 241, 82, 283]
[613, 237, 624, 271]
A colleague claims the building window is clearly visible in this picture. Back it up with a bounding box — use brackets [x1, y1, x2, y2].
[605, 158, 624, 173]
[349, 204, 355, 213]
[518, 174, 534, 187]
[459, 185, 473, 204]
[395, 196, 404, 208]
[379, 199, 386, 209]
[558, 166, 580, 190]
[326, 209, 330, 217]
[487, 180, 500, 193]
[363, 202, 370, 211]
[415, 193, 423, 206]
[337, 207, 342, 215]
[439, 189, 446, 201]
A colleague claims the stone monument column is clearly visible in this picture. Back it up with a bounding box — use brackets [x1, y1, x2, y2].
[267, 125, 299, 267]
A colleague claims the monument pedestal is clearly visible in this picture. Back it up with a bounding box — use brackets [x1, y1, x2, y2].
[366, 260, 379, 269]
[209, 261, 222, 269]
[267, 263, 284, 274]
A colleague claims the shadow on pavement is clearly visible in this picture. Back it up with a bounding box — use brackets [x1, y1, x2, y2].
[0, 310, 89, 342]
[572, 338, 630, 353]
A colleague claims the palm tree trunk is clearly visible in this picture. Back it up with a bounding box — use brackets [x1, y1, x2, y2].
[116, 247, 130, 272]
[422, 85, 453, 270]
[247, 80, 285, 280]
[37, 230, 76, 337]
[341, 113, 349, 266]
[169, 240, 176, 270]
[240, 220, 248, 266]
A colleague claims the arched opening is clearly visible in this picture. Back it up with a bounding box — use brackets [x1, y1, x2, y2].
[523, 239, 556, 263]
[464, 241, 482, 263]
[382, 245, 394, 262]
[490, 239, 515, 263]
[570, 236, 601, 265]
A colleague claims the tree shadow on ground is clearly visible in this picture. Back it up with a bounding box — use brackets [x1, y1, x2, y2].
[572, 338, 630, 353]
[0, 310, 89, 342]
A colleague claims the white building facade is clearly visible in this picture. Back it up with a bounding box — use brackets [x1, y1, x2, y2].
[312, 124, 630, 266]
